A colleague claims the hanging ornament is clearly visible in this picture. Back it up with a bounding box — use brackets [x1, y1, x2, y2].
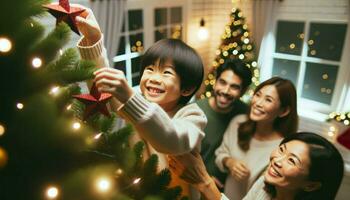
[43, 0, 86, 35]
[73, 83, 112, 120]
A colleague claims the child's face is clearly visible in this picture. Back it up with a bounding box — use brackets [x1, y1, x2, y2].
[140, 59, 183, 111]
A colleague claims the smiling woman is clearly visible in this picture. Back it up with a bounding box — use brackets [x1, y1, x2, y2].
[168, 132, 344, 200]
[245, 132, 344, 200]
[213, 77, 298, 199]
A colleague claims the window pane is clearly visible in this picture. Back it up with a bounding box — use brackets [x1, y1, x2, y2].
[275, 21, 305, 55]
[301, 62, 339, 104]
[155, 28, 168, 42]
[170, 25, 182, 39]
[113, 60, 127, 75]
[132, 75, 141, 86]
[155, 8, 167, 26]
[307, 23, 347, 61]
[117, 36, 125, 56]
[129, 33, 144, 53]
[131, 56, 141, 74]
[170, 7, 182, 24]
[131, 56, 142, 86]
[272, 58, 300, 86]
[128, 10, 143, 31]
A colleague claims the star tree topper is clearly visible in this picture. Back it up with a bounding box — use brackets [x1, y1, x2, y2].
[73, 83, 112, 120]
[43, 0, 86, 35]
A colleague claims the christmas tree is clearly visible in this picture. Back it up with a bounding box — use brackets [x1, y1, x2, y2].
[0, 0, 181, 199]
[201, 8, 259, 100]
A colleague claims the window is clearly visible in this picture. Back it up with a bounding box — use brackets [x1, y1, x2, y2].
[113, 0, 187, 87]
[154, 7, 183, 41]
[261, 19, 349, 118]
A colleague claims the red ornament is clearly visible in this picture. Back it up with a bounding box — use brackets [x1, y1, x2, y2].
[43, 0, 86, 35]
[73, 83, 112, 120]
[337, 127, 350, 150]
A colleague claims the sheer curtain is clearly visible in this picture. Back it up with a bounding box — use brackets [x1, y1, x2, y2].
[90, 0, 126, 66]
[251, 0, 281, 75]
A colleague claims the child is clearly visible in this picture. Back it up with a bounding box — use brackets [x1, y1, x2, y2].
[76, 7, 207, 197]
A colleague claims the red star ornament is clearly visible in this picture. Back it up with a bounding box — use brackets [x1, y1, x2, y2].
[73, 83, 112, 120]
[43, 0, 86, 35]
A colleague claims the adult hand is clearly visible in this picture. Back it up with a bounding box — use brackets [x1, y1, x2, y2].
[224, 157, 250, 181]
[94, 68, 134, 103]
[168, 151, 212, 186]
[75, 5, 102, 45]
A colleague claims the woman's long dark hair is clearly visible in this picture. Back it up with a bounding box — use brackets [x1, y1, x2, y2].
[238, 77, 298, 151]
[264, 132, 344, 200]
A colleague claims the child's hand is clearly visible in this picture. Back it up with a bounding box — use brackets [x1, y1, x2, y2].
[94, 68, 134, 103]
[75, 6, 102, 45]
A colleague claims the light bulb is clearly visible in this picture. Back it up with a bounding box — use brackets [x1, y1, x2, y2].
[197, 18, 209, 41]
[0, 37, 12, 53]
[32, 57, 43, 68]
[46, 186, 59, 199]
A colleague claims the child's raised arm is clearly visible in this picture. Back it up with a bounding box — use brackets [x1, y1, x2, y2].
[118, 93, 207, 155]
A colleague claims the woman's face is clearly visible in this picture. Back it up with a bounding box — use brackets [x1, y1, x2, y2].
[264, 140, 311, 191]
[249, 85, 285, 123]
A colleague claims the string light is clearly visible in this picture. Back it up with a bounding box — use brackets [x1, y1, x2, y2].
[96, 177, 111, 192]
[66, 104, 72, 110]
[0, 37, 12, 53]
[133, 178, 141, 185]
[94, 133, 103, 140]
[46, 186, 59, 199]
[16, 103, 24, 110]
[50, 86, 60, 95]
[0, 124, 5, 136]
[32, 57, 43, 68]
[72, 122, 81, 130]
[328, 112, 350, 126]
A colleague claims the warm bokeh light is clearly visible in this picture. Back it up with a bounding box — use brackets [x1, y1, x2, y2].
[32, 57, 43, 68]
[16, 103, 24, 110]
[96, 177, 111, 192]
[0, 146, 8, 168]
[94, 133, 103, 140]
[133, 178, 141, 185]
[72, 122, 81, 130]
[198, 27, 209, 41]
[66, 104, 72, 110]
[50, 86, 60, 95]
[0, 37, 12, 53]
[46, 186, 59, 199]
[0, 124, 5, 136]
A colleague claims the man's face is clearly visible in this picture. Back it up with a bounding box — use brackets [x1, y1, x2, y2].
[212, 70, 243, 111]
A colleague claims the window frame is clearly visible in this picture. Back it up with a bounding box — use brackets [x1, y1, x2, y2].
[260, 16, 350, 120]
[113, 0, 188, 86]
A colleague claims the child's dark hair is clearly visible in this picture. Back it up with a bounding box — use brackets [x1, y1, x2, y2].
[216, 59, 252, 93]
[264, 132, 344, 200]
[140, 39, 204, 105]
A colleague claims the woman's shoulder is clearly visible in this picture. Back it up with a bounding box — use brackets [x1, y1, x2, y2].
[229, 114, 247, 125]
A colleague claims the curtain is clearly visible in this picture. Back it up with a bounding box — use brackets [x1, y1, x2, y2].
[90, 0, 127, 66]
[251, 0, 280, 71]
[251, 0, 279, 56]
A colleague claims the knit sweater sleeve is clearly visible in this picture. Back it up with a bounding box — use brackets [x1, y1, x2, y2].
[76, 9, 109, 68]
[215, 114, 247, 172]
[117, 93, 207, 155]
